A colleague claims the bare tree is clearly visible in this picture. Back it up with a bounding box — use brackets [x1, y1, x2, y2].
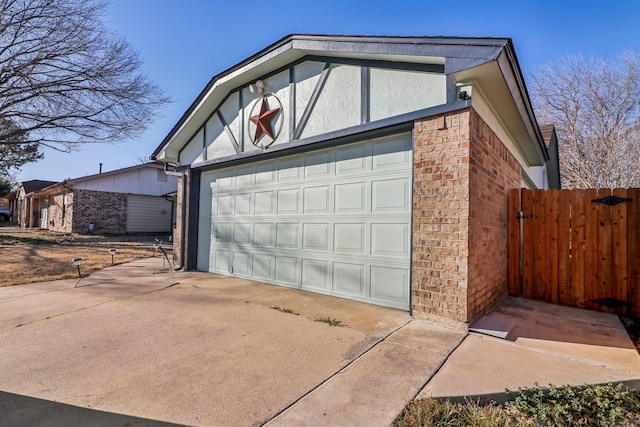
[0, 0, 170, 155]
[530, 53, 640, 189]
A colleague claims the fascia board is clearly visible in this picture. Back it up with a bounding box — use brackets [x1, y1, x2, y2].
[495, 46, 548, 162]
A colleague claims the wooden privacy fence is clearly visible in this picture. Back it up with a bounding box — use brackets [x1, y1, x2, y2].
[508, 188, 640, 317]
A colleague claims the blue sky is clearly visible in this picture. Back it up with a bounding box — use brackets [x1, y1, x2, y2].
[17, 0, 640, 182]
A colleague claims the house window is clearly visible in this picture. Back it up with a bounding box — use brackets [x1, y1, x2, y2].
[157, 169, 168, 183]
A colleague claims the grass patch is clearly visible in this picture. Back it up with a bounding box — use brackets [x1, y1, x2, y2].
[270, 306, 299, 315]
[314, 316, 345, 327]
[393, 383, 640, 427]
[0, 229, 168, 286]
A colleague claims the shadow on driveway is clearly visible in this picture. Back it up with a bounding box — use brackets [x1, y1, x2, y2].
[0, 391, 186, 427]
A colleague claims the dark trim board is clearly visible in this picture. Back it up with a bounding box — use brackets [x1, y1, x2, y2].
[186, 169, 201, 271]
[179, 99, 470, 174]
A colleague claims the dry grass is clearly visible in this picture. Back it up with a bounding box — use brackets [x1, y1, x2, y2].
[0, 228, 170, 287]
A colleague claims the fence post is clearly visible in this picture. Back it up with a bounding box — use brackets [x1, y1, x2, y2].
[508, 189, 521, 295]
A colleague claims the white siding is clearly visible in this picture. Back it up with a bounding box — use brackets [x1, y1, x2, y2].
[72, 166, 178, 196]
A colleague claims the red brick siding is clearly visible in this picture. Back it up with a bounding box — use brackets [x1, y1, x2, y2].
[412, 108, 522, 325]
[71, 189, 127, 233]
[412, 110, 471, 324]
[467, 109, 521, 322]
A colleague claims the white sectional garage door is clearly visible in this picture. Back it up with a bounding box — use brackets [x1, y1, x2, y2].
[198, 133, 412, 310]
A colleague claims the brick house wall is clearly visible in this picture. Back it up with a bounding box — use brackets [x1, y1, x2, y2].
[412, 109, 471, 325]
[411, 107, 521, 325]
[47, 192, 73, 233]
[71, 189, 127, 233]
[467, 109, 521, 321]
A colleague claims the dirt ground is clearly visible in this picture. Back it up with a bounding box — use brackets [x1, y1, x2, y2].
[0, 226, 172, 286]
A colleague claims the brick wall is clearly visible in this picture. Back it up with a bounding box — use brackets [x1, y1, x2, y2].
[47, 192, 73, 233]
[412, 109, 471, 325]
[412, 108, 521, 325]
[71, 189, 127, 233]
[172, 174, 185, 266]
[467, 109, 521, 321]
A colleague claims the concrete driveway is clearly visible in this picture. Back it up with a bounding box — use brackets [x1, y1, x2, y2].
[0, 258, 465, 426]
[3, 257, 639, 426]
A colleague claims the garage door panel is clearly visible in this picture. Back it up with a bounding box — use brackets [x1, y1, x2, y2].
[275, 257, 299, 286]
[214, 223, 233, 244]
[372, 178, 411, 212]
[335, 182, 366, 213]
[217, 195, 233, 215]
[256, 163, 276, 183]
[303, 186, 331, 214]
[232, 252, 252, 276]
[218, 173, 235, 189]
[276, 223, 299, 249]
[336, 144, 368, 174]
[235, 193, 252, 215]
[200, 133, 411, 310]
[233, 223, 252, 245]
[333, 262, 365, 296]
[255, 191, 275, 214]
[371, 266, 409, 305]
[371, 223, 409, 257]
[304, 151, 332, 178]
[372, 137, 411, 171]
[301, 259, 330, 290]
[334, 223, 365, 254]
[278, 157, 301, 181]
[254, 223, 275, 247]
[236, 165, 254, 186]
[277, 189, 300, 214]
[253, 254, 275, 279]
[214, 249, 231, 272]
[302, 223, 330, 251]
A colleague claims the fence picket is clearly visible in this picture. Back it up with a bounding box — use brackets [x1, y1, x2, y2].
[584, 189, 600, 311]
[545, 189, 559, 303]
[533, 190, 547, 300]
[557, 190, 571, 305]
[570, 190, 586, 308]
[628, 189, 639, 318]
[612, 188, 628, 315]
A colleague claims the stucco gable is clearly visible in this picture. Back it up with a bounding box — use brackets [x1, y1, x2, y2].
[151, 34, 549, 185]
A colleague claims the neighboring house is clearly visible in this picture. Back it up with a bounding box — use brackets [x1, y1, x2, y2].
[17, 163, 178, 234]
[151, 35, 560, 326]
[15, 180, 58, 228]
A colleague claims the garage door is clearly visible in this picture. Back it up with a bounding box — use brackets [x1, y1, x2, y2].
[198, 133, 412, 310]
[126, 194, 172, 233]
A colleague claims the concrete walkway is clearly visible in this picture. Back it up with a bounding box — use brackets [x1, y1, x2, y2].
[0, 258, 638, 426]
[421, 297, 640, 403]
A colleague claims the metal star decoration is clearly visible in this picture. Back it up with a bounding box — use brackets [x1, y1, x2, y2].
[249, 97, 281, 141]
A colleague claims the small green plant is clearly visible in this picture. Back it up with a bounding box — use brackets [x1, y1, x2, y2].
[314, 316, 344, 327]
[506, 382, 640, 426]
[393, 383, 640, 426]
[270, 306, 299, 315]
